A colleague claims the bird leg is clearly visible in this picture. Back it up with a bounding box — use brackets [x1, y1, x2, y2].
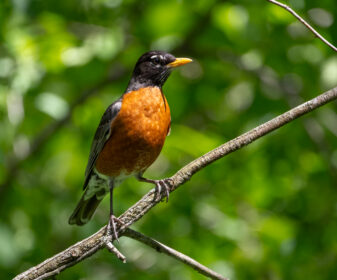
[137, 175, 172, 202]
[106, 180, 123, 242]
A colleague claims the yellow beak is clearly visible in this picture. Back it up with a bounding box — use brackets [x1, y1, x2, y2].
[167, 57, 193, 68]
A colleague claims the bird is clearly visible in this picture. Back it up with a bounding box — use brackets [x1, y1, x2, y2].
[69, 50, 192, 240]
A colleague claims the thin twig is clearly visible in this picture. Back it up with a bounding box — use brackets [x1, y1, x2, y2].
[124, 228, 228, 280]
[105, 241, 126, 263]
[267, 0, 337, 52]
[13, 86, 337, 280]
[10, 2, 337, 279]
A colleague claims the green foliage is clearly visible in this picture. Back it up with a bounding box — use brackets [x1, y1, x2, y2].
[1, 0, 337, 279]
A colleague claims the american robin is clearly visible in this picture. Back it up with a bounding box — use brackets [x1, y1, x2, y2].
[69, 51, 192, 240]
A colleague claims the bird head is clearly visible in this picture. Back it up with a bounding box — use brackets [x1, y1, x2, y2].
[126, 50, 192, 92]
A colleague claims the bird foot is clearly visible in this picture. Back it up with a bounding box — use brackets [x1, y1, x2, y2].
[103, 215, 126, 262]
[152, 178, 173, 202]
[106, 215, 124, 243]
[137, 176, 173, 202]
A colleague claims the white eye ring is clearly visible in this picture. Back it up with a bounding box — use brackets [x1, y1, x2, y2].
[150, 55, 162, 64]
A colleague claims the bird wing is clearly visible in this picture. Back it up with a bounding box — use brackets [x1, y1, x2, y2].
[83, 98, 122, 189]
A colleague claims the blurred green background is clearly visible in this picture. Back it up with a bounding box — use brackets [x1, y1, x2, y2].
[1, 0, 337, 279]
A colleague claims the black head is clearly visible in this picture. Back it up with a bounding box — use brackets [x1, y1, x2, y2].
[126, 51, 192, 92]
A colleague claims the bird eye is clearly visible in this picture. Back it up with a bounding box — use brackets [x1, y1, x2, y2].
[152, 56, 161, 64]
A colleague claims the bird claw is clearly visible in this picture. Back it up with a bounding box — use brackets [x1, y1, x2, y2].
[136, 175, 172, 203]
[153, 178, 172, 202]
[106, 215, 124, 243]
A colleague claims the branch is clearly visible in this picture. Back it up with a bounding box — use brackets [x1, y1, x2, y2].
[14, 86, 337, 280]
[124, 228, 227, 280]
[267, 0, 337, 52]
[219, 49, 337, 180]
[10, 2, 337, 279]
[283, 90, 337, 181]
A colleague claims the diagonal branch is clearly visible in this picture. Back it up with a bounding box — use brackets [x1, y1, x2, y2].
[267, 0, 337, 52]
[14, 86, 337, 280]
[219, 49, 337, 180]
[124, 228, 228, 280]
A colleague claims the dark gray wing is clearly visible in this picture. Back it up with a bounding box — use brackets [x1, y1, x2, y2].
[83, 98, 122, 189]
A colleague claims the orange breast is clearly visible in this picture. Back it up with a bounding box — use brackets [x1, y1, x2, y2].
[95, 87, 171, 177]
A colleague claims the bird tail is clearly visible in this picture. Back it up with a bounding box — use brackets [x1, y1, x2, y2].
[68, 191, 103, 226]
